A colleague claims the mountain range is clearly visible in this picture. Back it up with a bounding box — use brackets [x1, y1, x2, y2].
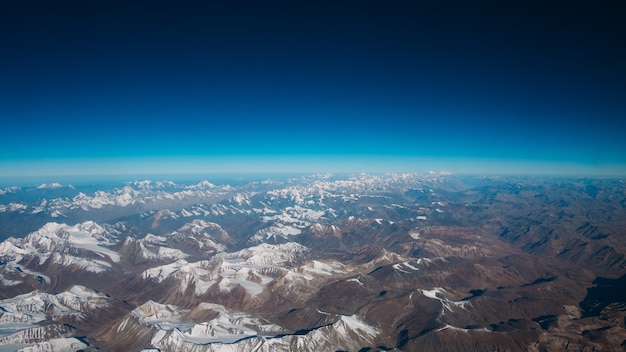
[0, 173, 624, 351]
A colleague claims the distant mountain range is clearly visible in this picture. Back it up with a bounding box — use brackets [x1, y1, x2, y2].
[0, 173, 624, 351]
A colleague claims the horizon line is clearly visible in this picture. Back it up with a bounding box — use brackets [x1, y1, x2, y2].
[1, 155, 625, 182]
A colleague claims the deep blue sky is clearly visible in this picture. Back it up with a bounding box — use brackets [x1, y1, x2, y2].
[1, 1, 625, 178]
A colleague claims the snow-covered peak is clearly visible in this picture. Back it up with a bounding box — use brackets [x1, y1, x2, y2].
[133, 234, 189, 262]
[420, 287, 470, 317]
[168, 220, 231, 255]
[0, 221, 121, 278]
[23, 221, 119, 261]
[375, 249, 407, 264]
[309, 223, 341, 236]
[332, 314, 380, 340]
[141, 259, 190, 283]
[146, 309, 379, 352]
[12, 337, 89, 352]
[177, 219, 225, 234]
[232, 193, 252, 206]
[141, 242, 317, 298]
[154, 180, 177, 188]
[0, 202, 28, 213]
[129, 180, 152, 189]
[54, 285, 113, 312]
[123, 302, 287, 351]
[225, 242, 310, 267]
[132, 300, 182, 324]
[192, 180, 215, 189]
[36, 182, 64, 189]
[0, 285, 112, 323]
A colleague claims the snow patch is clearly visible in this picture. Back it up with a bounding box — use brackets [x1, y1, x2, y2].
[346, 278, 364, 286]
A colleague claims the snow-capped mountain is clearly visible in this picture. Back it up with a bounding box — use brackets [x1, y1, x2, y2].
[133, 241, 351, 311]
[99, 299, 380, 352]
[0, 221, 121, 287]
[0, 180, 235, 239]
[0, 285, 119, 351]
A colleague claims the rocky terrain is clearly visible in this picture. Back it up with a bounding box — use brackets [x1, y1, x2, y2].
[0, 173, 624, 351]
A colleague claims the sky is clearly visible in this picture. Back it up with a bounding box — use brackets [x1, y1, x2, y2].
[1, 1, 625, 179]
